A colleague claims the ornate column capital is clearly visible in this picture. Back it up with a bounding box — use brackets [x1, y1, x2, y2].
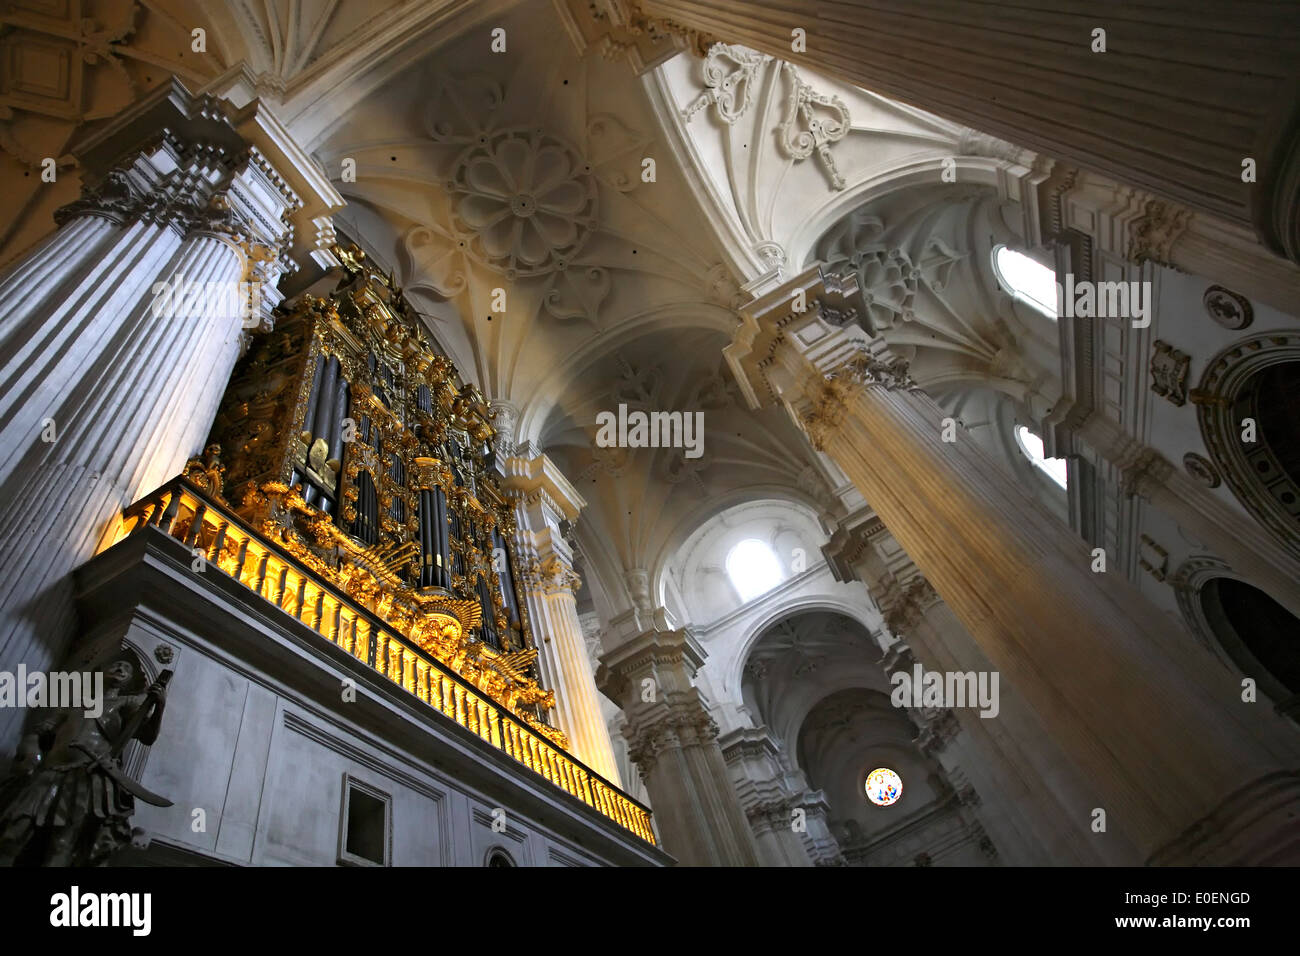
[916, 707, 962, 757]
[799, 349, 916, 451]
[623, 693, 720, 776]
[517, 554, 582, 596]
[553, 0, 718, 73]
[54, 78, 345, 326]
[726, 262, 915, 453]
[1129, 199, 1194, 269]
[882, 575, 942, 636]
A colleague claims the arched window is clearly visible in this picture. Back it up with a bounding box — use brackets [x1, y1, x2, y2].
[993, 246, 1057, 318]
[726, 539, 784, 602]
[1014, 425, 1068, 489]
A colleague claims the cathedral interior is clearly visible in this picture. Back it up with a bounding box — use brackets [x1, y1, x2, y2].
[0, 0, 1298, 869]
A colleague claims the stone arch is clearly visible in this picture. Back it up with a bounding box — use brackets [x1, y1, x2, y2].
[1194, 331, 1300, 556]
[1171, 555, 1300, 717]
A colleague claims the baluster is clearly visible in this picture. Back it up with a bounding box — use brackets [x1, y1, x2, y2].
[253, 552, 270, 594]
[233, 537, 250, 582]
[158, 492, 181, 534]
[294, 577, 307, 618]
[274, 566, 289, 607]
[453, 685, 466, 727]
[210, 522, 228, 569]
[182, 503, 207, 547]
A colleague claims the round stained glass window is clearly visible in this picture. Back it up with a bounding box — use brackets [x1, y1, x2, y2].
[865, 768, 903, 807]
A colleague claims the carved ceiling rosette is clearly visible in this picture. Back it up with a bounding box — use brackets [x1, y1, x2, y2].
[446, 127, 598, 279]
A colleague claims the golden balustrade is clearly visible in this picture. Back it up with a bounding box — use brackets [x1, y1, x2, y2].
[121, 479, 656, 846]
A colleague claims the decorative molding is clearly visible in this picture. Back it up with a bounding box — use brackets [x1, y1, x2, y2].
[1182, 452, 1221, 489]
[1193, 332, 1300, 556]
[1129, 199, 1193, 269]
[800, 351, 916, 451]
[776, 63, 851, 191]
[683, 43, 769, 124]
[1137, 534, 1169, 582]
[1150, 340, 1191, 406]
[623, 695, 720, 776]
[882, 576, 941, 636]
[446, 127, 598, 280]
[1203, 285, 1254, 330]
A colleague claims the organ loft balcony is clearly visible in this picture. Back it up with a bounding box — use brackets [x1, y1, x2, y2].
[65, 244, 661, 865]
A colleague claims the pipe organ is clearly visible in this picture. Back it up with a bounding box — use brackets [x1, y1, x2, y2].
[204, 245, 561, 742]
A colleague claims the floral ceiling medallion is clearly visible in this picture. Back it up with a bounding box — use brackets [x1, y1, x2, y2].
[447, 127, 599, 278]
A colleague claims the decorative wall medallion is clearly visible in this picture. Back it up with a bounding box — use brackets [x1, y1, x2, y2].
[865, 767, 903, 807]
[1150, 340, 1191, 406]
[1182, 452, 1221, 488]
[777, 63, 851, 191]
[447, 128, 598, 278]
[1203, 285, 1253, 330]
[154, 644, 176, 665]
[683, 43, 769, 124]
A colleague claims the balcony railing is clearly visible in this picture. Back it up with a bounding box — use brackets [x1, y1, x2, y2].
[120, 478, 655, 846]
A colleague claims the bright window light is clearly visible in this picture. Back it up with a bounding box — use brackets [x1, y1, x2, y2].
[994, 246, 1057, 318]
[726, 538, 784, 602]
[1015, 425, 1068, 489]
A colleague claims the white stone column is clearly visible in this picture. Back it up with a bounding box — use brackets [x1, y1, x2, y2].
[598, 625, 762, 866]
[0, 79, 342, 753]
[729, 266, 1300, 864]
[502, 451, 622, 785]
[829, 516, 1120, 864]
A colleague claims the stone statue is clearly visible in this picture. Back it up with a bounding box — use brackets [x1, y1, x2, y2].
[0, 660, 172, 866]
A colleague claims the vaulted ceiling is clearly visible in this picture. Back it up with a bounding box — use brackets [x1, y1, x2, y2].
[2, 0, 1062, 623]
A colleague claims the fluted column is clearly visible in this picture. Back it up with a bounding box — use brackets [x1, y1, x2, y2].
[729, 266, 1300, 864]
[0, 79, 342, 754]
[502, 450, 621, 784]
[830, 516, 1117, 864]
[636, 0, 1300, 263]
[598, 626, 761, 866]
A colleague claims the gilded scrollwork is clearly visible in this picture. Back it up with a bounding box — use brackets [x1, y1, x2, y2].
[200, 245, 562, 732]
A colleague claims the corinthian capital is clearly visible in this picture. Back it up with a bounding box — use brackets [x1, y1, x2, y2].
[517, 554, 582, 596]
[54, 78, 344, 325]
[799, 349, 916, 450]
